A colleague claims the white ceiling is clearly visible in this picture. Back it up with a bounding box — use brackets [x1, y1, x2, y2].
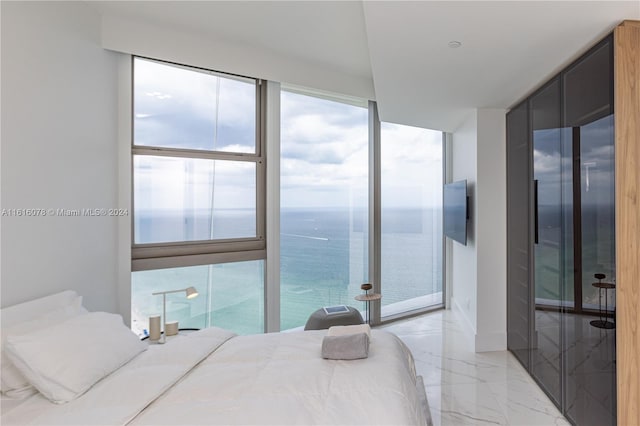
[90, 0, 639, 132]
[363, 1, 639, 131]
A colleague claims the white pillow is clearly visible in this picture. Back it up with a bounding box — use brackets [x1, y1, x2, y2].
[5, 312, 147, 404]
[1, 290, 79, 327]
[1, 295, 87, 397]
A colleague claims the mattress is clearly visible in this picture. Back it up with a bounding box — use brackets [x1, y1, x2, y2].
[1, 327, 427, 425]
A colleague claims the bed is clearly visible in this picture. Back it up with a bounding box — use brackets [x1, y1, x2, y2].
[1, 291, 430, 425]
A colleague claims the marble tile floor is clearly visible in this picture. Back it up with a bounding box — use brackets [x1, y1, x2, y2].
[381, 309, 570, 426]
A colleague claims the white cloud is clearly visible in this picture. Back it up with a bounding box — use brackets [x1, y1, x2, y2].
[134, 68, 444, 212]
[280, 95, 443, 209]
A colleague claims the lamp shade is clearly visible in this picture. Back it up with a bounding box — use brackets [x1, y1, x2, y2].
[185, 286, 198, 299]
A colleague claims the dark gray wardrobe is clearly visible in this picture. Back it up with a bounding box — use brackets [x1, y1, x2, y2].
[507, 34, 616, 426]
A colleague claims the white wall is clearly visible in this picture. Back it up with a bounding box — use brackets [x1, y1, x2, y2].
[100, 15, 375, 101]
[450, 112, 478, 339]
[450, 109, 507, 352]
[1, 1, 121, 313]
[475, 109, 507, 352]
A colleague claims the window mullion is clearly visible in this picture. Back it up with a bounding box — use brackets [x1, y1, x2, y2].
[368, 100, 382, 325]
[132, 147, 261, 163]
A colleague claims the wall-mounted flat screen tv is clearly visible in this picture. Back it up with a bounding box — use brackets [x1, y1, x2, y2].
[443, 180, 468, 245]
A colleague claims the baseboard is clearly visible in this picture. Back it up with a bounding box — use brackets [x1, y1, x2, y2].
[474, 331, 507, 352]
[451, 297, 506, 352]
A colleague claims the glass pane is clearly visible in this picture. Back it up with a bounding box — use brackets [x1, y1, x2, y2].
[134, 57, 256, 153]
[531, 78, 566, 407]
[506, 101, 531, 369]
[568, 113, 616, 426]
[580, 114, 615, 310]
[131, 260, 264, 336]
[280, 90, 368, 330]
[562, 37, 616, 426]
[380, 123, 443, 316]
[134, 155, 256, 244]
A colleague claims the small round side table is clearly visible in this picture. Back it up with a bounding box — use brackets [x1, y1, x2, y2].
[590, 275, 615, 329]
[354, 293, 381, 324]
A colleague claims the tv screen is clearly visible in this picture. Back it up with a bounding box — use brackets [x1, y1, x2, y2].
[443, 180, 468, 245]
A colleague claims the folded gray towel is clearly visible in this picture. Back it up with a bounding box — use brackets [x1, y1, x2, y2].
[327, 324, 371, 338]
[321, 332, 370, 360]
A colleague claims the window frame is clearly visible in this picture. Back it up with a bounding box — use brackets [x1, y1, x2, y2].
[131, 57, 267, 272]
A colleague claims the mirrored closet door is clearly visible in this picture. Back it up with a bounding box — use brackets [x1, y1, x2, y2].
[530, 76, 566, 408]
[561, 36, 616, 426]
[507, 34, 616, 426]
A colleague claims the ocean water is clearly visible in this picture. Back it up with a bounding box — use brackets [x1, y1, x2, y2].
[132, 208, 443, 335]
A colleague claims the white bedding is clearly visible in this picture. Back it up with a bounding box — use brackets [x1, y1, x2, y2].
[1, 328, 426, 425]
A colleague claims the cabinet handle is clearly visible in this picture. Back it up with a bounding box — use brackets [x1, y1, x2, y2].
[534, 179, 539, 244]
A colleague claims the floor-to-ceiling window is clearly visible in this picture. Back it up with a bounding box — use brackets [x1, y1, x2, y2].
[130, 57, 266, 336]
[131, 60, 445, 334]
[380, 123, 444, 317]
[279, 88, 369, 330]
[279, 88, 444, 329]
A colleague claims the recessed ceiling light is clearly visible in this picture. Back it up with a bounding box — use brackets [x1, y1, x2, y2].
[448, 41, 462, 48]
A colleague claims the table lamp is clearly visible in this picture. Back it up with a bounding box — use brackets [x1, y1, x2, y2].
[151, 286, 199, 343]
